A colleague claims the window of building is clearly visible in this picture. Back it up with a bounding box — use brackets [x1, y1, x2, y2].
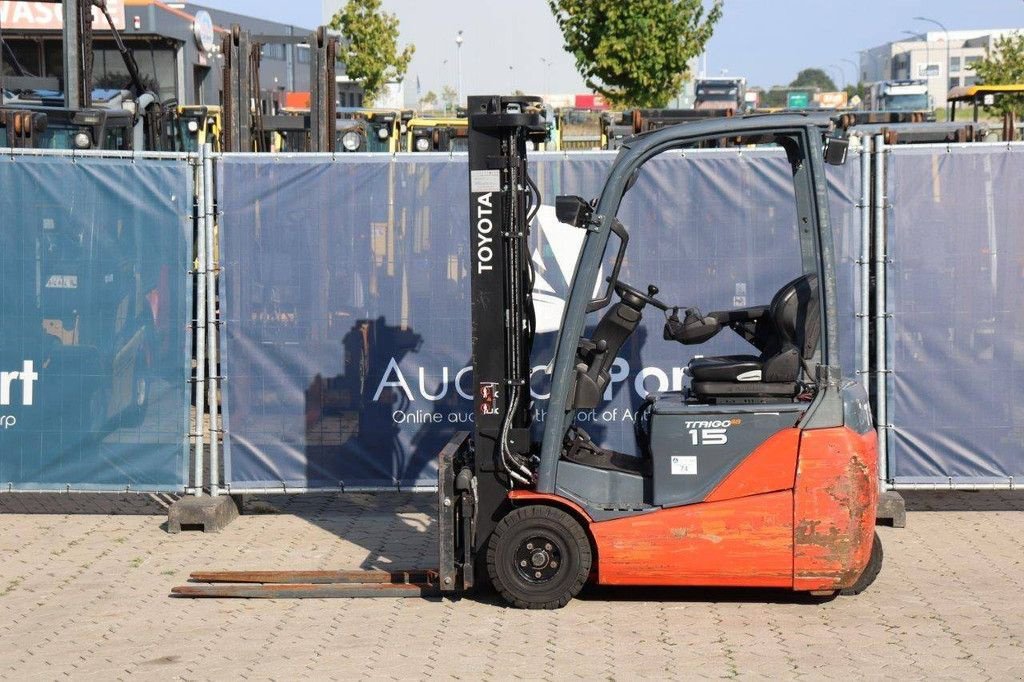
[949, 77, 960, 91]
[1, 39, 42, 77]
[261, 44, 286, 61]
[950, 56, 960, 73]
[918, 63, 941, 77]
[964, 75, 979, 86]
[297, 46, 310, 64]
[43, 39, 63, 78]
[964, 55, 982, 69]
[93, 41, 177, 103]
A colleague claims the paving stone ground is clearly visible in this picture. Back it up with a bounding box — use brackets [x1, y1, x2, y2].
[0, 491, 1021, 680]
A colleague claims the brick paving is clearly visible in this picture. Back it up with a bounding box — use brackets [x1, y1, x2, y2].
[0, 491, 1021, 680]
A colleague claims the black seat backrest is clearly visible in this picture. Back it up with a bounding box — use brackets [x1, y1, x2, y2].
[768, 273, 820, 359]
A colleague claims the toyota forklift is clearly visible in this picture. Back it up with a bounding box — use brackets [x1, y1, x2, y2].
[174, 95, 881, 607]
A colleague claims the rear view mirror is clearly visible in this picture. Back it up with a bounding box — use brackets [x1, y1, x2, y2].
[555, 195, 592, 227]
[824, 135, 849, 166]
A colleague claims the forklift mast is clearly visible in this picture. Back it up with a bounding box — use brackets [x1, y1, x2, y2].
[465, 95, 549, 549]
[222, 25, 337, 152]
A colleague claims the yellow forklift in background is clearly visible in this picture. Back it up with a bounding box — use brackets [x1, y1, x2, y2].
[406, 114, 468, 152]
[171, 105, 221, 152]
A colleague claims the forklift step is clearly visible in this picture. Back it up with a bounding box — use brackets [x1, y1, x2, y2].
[171, 568, 441, 599]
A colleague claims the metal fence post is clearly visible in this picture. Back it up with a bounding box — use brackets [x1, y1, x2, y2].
[859, 137, 872, 394]
[872, 134, 889, 489]
[193, 145, 208, 496]
[203, 144, 221, 496]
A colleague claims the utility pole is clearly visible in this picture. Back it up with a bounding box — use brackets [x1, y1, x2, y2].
[455, 30, 463, 106]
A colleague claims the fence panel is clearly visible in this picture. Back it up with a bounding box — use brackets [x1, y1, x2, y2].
[887, 143, 1024, 485]
[0, 152, 193, 492]
[219, 150, 862, 491]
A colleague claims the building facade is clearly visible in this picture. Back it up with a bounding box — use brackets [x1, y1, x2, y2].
[860, 29, 1021, 111]
[1, 0, 314, 106]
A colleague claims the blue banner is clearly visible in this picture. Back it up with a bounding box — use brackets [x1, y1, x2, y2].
[219, 151, 862, 490]
[0, 153, 193, 491]
[887, 144, 1024, 484]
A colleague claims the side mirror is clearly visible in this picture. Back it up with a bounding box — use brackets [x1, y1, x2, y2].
[824, 135, 849, 166]
[555, 195, 592, 227]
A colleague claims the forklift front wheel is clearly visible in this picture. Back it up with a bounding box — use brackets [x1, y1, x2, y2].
[487, 505, 592, 610]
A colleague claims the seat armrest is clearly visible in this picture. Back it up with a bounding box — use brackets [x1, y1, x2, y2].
[709, 306, 769, 324]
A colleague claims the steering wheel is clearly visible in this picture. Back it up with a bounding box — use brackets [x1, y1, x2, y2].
[614, 281, 669, 311]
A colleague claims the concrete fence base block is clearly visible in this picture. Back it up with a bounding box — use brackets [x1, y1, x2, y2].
[167, 495, 239, 533]
[876, 490, 907, 528]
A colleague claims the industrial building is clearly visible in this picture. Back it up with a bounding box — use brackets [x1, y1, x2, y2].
[860, 28, 1022, 111]
[0, 1, 348, 106]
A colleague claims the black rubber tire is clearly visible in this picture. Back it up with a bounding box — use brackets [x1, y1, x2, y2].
[841, 531, 883, 596]
[487, 505, 591, 609]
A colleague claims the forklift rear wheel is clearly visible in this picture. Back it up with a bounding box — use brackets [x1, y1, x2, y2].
[840, 531, 883, 596]
[487, 505, 591, 610]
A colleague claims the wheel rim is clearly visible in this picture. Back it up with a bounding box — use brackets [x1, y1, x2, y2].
[513, 535, 563, 584]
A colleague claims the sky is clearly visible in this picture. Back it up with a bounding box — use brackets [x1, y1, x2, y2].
[200, 0, 1023, 97]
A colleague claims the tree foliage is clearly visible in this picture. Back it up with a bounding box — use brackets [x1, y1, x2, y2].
[440, 85, 458, 113]
[790, 68, 837, 92]
[419, 90, 438, 109]
[547, 0, 723, 108]
[329, 0, 414, 105]
[970, 33, 1024, 117]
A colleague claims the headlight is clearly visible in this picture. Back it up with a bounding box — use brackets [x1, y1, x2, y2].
[377, 127, 389, 140]
[73, 131, 92, 149]
[414, 136, 431, 152]
[187, 120, 199, 133]
[341, 131, 361, 151]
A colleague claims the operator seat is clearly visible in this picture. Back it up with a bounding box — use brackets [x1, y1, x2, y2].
[686, 273, 820, 401]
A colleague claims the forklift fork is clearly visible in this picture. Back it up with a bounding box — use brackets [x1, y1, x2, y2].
[170, 432, 475, 599]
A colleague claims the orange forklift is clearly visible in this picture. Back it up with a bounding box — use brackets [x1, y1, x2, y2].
[175, 96, 881, 608]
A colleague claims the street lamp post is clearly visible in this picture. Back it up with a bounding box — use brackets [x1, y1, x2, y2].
[828, 64, 845, 90]
[915, 16, 950, 106]
[540, 57, 552, 96]
[841, 58, 859, 85]
[455, 30, 464, 106]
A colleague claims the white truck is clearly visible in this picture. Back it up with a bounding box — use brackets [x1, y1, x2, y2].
[865, 79, 931, 113]
[694, 77, 747, 112]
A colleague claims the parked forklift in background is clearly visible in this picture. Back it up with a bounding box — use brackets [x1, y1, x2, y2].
[170, 105, 221, 153]
[0, 0, 165, 151]
[221, 25, 336, 153]
[175, 95, 881, 608]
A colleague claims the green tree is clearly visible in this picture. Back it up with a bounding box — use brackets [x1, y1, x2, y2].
[762, 88, 788, 108]
[440, 85, 458, 113]
[789, 68, 836, 92]
[970, 33, 1024, 117]
[548, 0, 723, 108]
[329, 0, 414, 105]
[419, 90, 438, 110]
